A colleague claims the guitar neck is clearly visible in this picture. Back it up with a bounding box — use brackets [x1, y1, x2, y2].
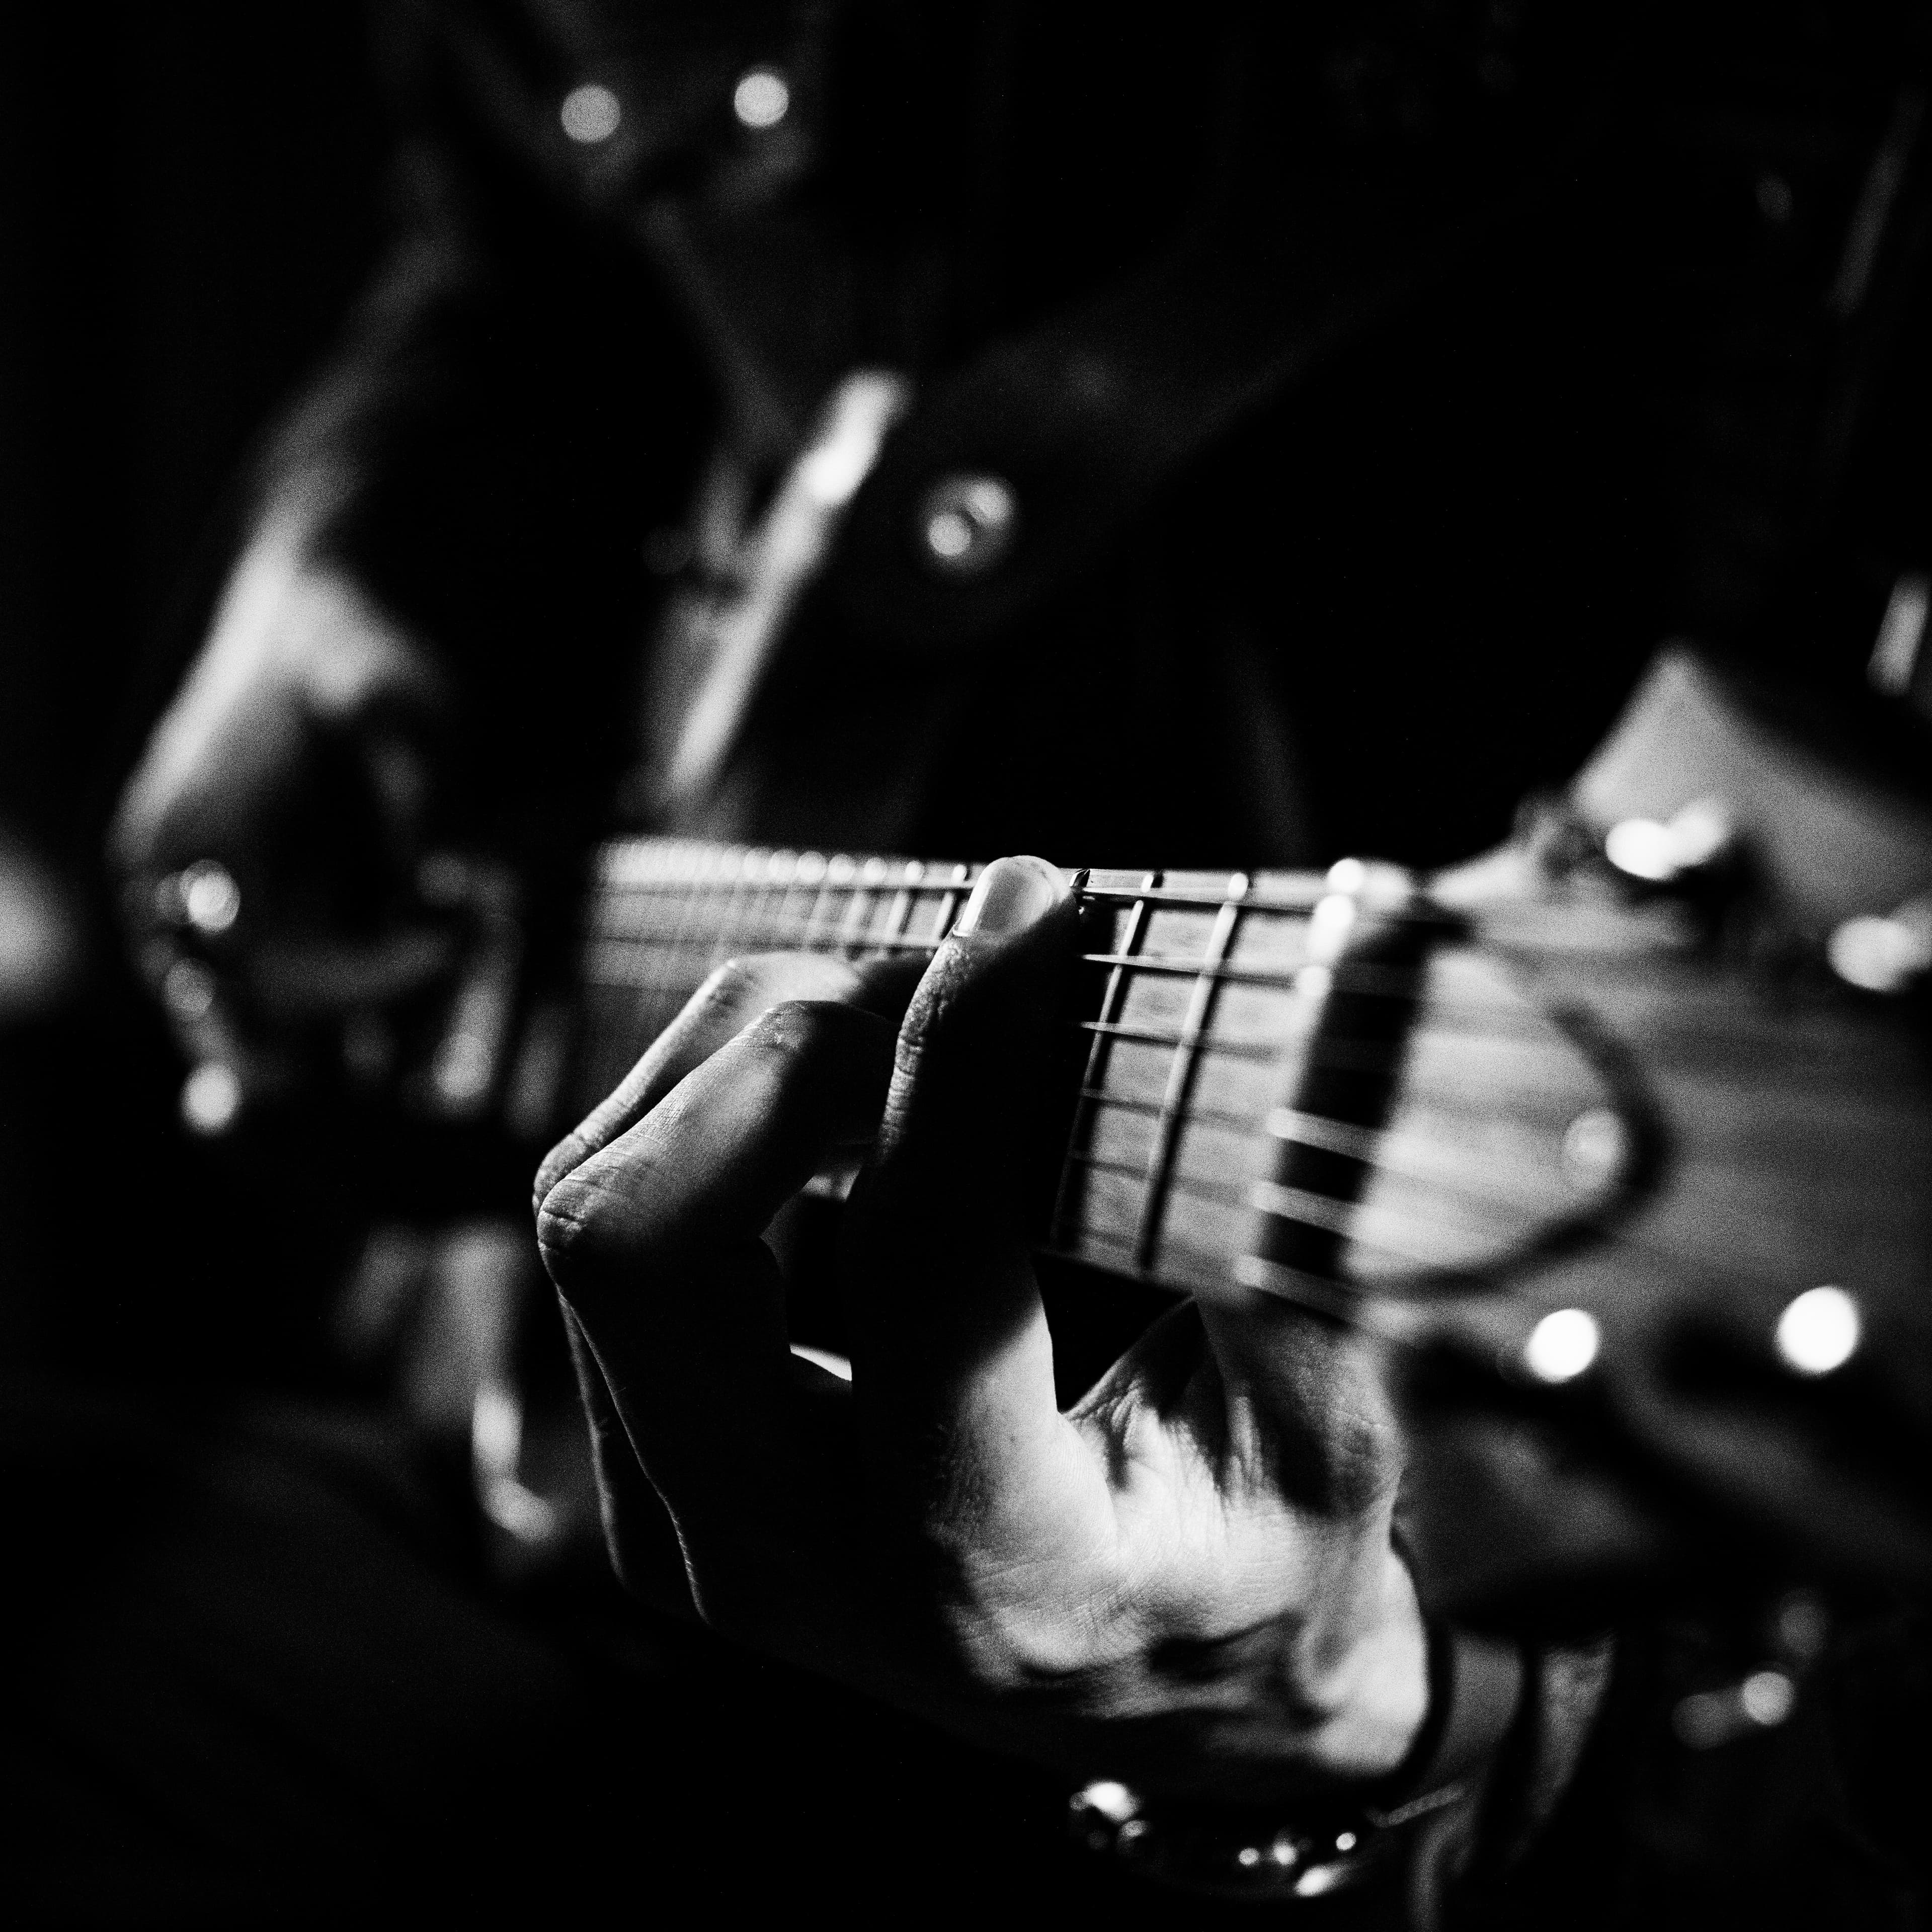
[575, 835, 1545, 1314]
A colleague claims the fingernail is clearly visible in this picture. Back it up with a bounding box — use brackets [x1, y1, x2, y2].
[952, 855, 1064, 939]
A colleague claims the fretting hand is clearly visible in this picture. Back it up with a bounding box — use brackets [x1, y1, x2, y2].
[535, 855, 1430, 1801]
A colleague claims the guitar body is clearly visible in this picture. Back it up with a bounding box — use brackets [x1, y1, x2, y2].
[1394, 652, 1932, 1621]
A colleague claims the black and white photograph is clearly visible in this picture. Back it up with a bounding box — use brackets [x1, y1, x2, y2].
[3, 4, 1931, 1923]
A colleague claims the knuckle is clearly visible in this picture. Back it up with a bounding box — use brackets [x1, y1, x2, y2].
[534, 1160, 649, 1291]
[696, 956, 758, 1010]
[531, 1131, 590, 1209]
[532, 1179, 593, 1284]
[693, 953, 802, 1020]
[744, 997, 831, 1060]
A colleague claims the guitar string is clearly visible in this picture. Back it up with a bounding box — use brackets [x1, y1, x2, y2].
[589, 891, 1677, 1008]
[581, 860, 1711, 1327]
[586, 973, 1617, 1250]
[584, 894, 1647, 1197]
[590, 935, 1594, 1060]
[587, 927, 1577, 1030]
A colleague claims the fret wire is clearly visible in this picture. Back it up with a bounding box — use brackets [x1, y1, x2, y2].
[705, 853, 759, 982]
[771, 859, 817, 953]
[597, 844, 1481, 933]
[836, 870, 877, 947]
[797, 857, 847, 952]
[582, 928, 948, 983]
[1069, 882, 1327, 912]
[599, 916, 946, 954]
[655, 861, 714, 1027]
[1076, 952, 1421, 999]
[1069, 1125, 1568, 1230]
[1045, 1222, 1255, 1297]
[582, 950, 1514, 1086]
[1076, 1087, 1262, 1134]
[1054, 1169, 1741, 1354]
[1074, 1018, 1284, 1063]
[931, 863, 974, 946]
[754, 862, 790, 955]
[1068, 1151, 1472, 1263]
[591, 924, 1515, 1015]
[594, 910, 956, 952]
[1228, 1256, 1367, 1326]
[881, 864, 922, 944]
[583, 937, 1535, 1073]
[1134, 877, 1248, 1271]
[614, 873, 676, 1039]
[1051, 871, 1161, 1245]
[1079, 1093, 1570, 1220]
[1267, 1109, 1577, 1220]
[599, 864, 1329, 917]
[1066, 1147, 1252, 1209]
[585, 841, 1655, 1329]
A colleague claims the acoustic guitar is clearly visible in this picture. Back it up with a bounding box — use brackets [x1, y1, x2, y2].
[455, 643, 1932, 1644]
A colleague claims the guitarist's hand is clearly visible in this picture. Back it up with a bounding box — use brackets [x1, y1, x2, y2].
[111, 511, 461, 1107]
[536, 856, 1429, 1800]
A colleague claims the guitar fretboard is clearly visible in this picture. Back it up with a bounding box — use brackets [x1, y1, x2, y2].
[575, 837, 1614, 1316]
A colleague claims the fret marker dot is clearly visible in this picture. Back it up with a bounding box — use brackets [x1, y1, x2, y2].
[1775, 1285, 1860, 1376]
[1523, 1308, 1599, 1383]
[1562, 1108, 1628, 1192]
[1325, 857, 1367, 895]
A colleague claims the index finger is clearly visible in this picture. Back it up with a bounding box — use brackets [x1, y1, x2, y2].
[533, 950, 918, 1211]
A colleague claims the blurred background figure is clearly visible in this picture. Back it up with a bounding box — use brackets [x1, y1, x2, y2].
[6, 2, 1932, 1924]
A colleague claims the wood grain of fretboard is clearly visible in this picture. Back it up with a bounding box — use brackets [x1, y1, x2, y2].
[571, 838, 1636, 1322]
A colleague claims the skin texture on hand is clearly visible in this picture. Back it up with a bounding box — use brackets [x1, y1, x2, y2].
[536, 856, 1430, 1804]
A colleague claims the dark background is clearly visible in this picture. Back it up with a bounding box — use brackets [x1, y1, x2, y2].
[0, 6, 385, 863]
[0, 6, 388, 1381]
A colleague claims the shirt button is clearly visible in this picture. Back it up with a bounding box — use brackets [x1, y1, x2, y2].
[918, 473, 1017, 576]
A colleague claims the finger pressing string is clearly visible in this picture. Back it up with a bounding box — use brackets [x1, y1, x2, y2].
[532, 952, 876, 1211]
[537, 998, 896, 1509]
[841, 856, 1090, 1520]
